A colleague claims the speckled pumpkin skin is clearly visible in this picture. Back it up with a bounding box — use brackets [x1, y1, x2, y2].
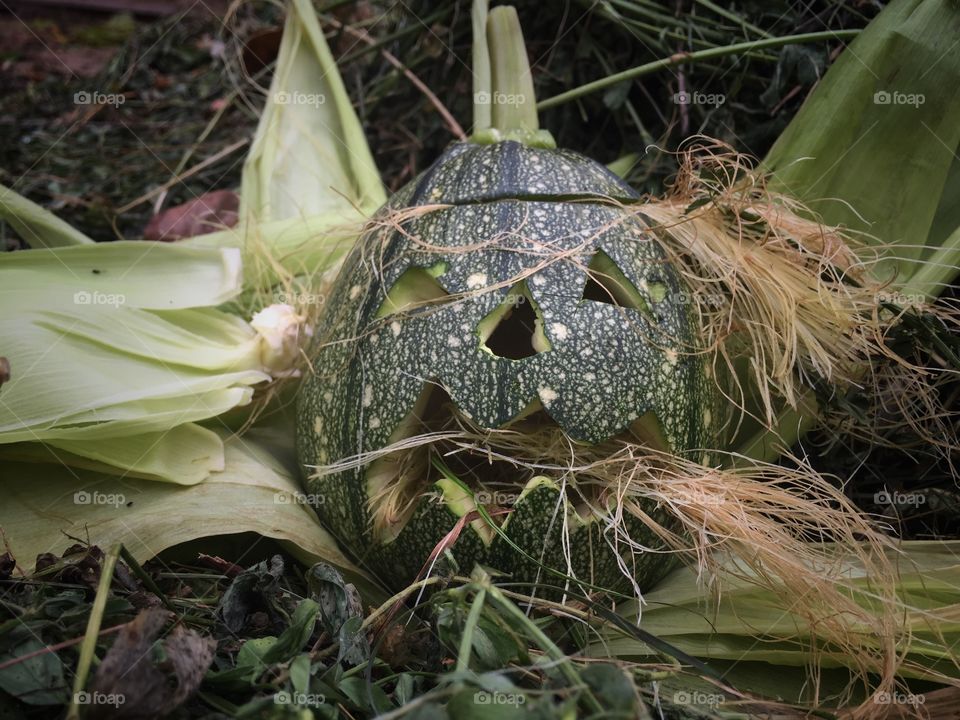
[297, 140, 712, 590]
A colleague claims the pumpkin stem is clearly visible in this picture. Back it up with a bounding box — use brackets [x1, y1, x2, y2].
[471, 3, 555, 148]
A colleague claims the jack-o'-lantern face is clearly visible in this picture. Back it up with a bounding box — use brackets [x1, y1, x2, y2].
[298, 140, 713, 589]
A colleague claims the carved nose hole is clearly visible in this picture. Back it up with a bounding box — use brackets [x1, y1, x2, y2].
[478, 281, 550, 360]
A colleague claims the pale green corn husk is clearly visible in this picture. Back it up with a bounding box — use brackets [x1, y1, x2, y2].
[0, 239, 271, 483]
[732, 0, 960, 462]
[1, 427, 379, 598]
[178, 0, 384, 308]
[593, 543, 960, 701]
[0, 183, 94, 248]
[764, 0, 960, 298]
[0, 0, 389, 482]
[240, 0, 385, 223]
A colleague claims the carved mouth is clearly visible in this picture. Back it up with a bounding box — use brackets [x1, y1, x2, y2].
[365, 379, 670, 543]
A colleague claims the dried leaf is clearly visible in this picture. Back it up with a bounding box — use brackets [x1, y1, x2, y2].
[90, 608, 215, 719]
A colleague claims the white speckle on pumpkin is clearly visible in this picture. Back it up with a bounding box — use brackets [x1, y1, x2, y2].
[532, 274, 546, 286]
[363, 385, 373, 407]
[349, 285, 361, 300]
[322, 391, 333, 402]
[466, 273, 488, 289]
[538, 386, 558, 407]
[390, 321, 402, 336]
[665, 349, 678, 365]
[550, 323, 569, 340]
[584, 372, 596, 382]
[314, 417, 323, 434]
[447, 335, 462, 348]
[369, 417, 381, 429]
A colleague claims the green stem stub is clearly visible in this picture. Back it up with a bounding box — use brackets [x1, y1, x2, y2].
[471, 4, 555, 148]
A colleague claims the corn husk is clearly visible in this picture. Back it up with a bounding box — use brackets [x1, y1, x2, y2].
[0, 239, 273, 482]
[764, 0, 960, 297]
[0, 183, 94, 248]
[592, 543, 960, 698]
[240, 0, 384, 224]
[1, 427, 380, 598]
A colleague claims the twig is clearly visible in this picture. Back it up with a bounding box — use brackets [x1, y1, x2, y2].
[538, 30, 860, 110]
[116, 138, 248, 214]
[326, 17, 467, 140]
[0, 624, 126, 672]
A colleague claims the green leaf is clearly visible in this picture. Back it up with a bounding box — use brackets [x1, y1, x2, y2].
[307, 563, 368, 666]
[289, 654, 311, 696]
[0, 238, 270, 481]
[0, 635, 68, 706]
[236, 637, 279, 672]
[0, 240, 243, 309]
[581, 663, 637, 714]
[446, 687, 527, 720]
[262, 600, 320, 665]
[337, 676, 393, 714]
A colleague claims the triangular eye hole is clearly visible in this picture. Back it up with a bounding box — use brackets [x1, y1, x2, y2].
[582, 250, 653, 318]
[477, 282, 551, 360]
[376, 263, 450, 318]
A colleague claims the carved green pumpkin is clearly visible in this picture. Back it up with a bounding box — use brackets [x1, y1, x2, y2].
[297, 140, 714, 590]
